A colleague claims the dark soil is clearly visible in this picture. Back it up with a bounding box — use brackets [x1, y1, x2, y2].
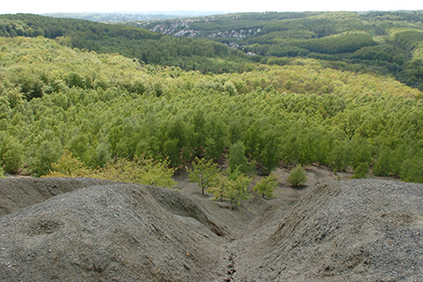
[1, 170, 422, 281]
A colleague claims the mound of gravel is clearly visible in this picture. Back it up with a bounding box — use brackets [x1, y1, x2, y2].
[235, 179, 423, 281]
[0, 177, 113, 217]
[1, 177, 423, 281]
[0, 180, 225, 281]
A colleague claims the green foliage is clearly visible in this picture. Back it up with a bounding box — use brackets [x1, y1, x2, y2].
[259, 130, 281, 175]
[225, 173, 252, 205]
[399, 151, 423, 183]
[33, 138, 64, 177]
[3, 11, 423, 91]
[207, 173, 228, 202]
[207, 171, 252, 205]
[228, 141, 250, 175]
[287, 165, 308, 187]
[204, 115, 227, 160]
[0, 14, 249, 74]
[253, 173, 278, 198]
[372, 147, 391, 177]
[0, 166, 5, 178]
[187, 157, 220, 195]
[47, 150, 90, 176]
[46, 151, 176, 188]
[0, 135, 23, 174]
[352, 45, 405, 64]
[352, 162, 370, 179]
[0, 36, 422, 185]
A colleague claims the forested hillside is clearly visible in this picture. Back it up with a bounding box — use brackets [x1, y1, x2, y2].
[1, 36, 422, 183]
[0, 14, 249, 73]
[3, 12, 423, 89]
[135, 11, 423, 90]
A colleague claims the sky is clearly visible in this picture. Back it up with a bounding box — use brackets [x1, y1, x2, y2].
[1, 0, 423, 14]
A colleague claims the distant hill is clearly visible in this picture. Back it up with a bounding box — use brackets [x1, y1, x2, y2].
[1, 11, 423, 88]
[0, 13, 248, 73]
[132, 10, 423, 89]
[41, 11, 227, 23]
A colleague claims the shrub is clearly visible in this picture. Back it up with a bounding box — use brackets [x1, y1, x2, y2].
[287, 165, 308, 187]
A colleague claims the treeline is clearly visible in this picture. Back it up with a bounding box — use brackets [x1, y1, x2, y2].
[1, 37, 423, 183]
[0, 14, 250, 73]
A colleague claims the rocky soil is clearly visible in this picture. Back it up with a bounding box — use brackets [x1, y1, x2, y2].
[1, 167, 422, 281]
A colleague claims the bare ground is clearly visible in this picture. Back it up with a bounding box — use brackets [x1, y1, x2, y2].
[1, 167, 422, 281]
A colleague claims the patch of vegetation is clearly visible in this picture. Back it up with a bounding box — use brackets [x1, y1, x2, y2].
[287, 165, 308, 187]
[253, 173, 278, 198]
[45, 151, 176, 188]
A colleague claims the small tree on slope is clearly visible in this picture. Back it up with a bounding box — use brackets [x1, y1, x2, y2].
[287, 165, 308, 187]
[253, 173, 278, 198]
[187, 157, 219, 195]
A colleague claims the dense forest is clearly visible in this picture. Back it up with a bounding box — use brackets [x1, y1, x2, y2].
[1, 36, 422, 183]
[0, 13, 249, 73]
[135, 11, 423, 90]
[0, 12, 423, 185]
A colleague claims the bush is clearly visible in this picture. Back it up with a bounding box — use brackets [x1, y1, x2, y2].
[287, 165, 308, 187]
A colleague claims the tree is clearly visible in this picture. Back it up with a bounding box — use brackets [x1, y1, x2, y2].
[287, 165, 308, 187]
[47, 150, 90, 177]
[207, 171, 252, 205]
[372, 147, 391, 177]
[0, 135, 23, 174]
[259, 130, 280, 176]
[33, 138, 64, 176]
[352, 162, 369, 179]
[253, 173, 278, 198]
[0, 166, 5, 178]
[204, 115, 227, 161]
[228, 141, 250, 175]
[399, 151, 423, 183]
[187, 157, 220, 195]
[207, 173, 228, 202]
[225, 173, 252, 205]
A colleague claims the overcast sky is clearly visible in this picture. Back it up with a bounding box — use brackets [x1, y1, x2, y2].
[1, 0, 423, 14]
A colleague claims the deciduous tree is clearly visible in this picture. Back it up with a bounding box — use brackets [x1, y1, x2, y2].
[253, 173, 278, 198]
[187, 157, 220, 195]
